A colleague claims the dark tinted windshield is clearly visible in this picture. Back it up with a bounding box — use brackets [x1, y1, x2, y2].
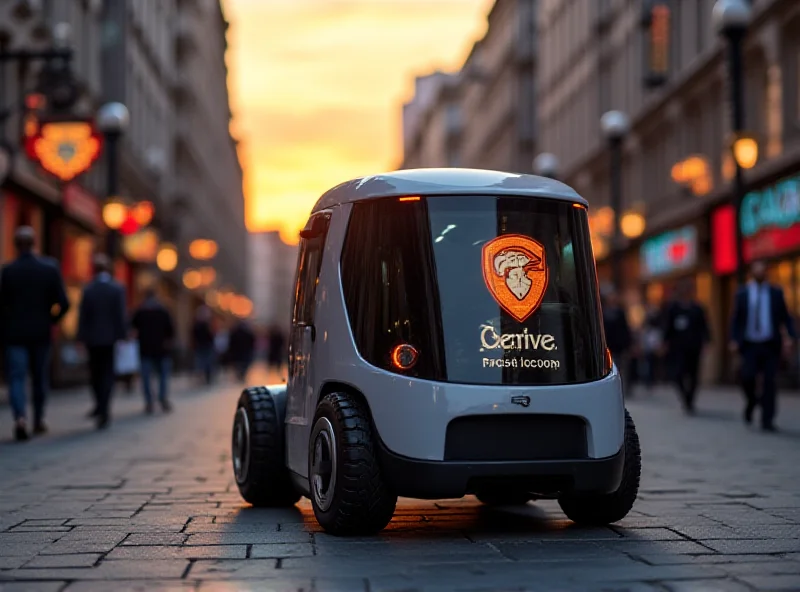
[340, 195, 607, 385]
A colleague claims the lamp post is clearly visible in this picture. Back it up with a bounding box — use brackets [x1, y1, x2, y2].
[713, 0, 752, 285]
[600, 110, 631, 293]
[533, 152, 560, 180]
[96, 102, 130, 259]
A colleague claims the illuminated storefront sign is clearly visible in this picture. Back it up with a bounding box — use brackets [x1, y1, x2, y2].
[640, 225, 697, 279]
[712, 174, 800, 274]
[642, 0, 671, 88]
[25, 119, 103, 182]
[740, 174, 800, 237]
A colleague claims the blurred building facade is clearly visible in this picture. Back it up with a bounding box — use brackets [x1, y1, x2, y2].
[0, 0, 246, 385]
[536, 0, 800, 384]
[401, 0, 537, 173]
[248, 231, 298, 332]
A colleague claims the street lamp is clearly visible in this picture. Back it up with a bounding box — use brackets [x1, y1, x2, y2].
[96, 102, 130, 259]
[533, 152, 560, 179]
[713, 0, 752, 285]
[600, 109, 631, 293]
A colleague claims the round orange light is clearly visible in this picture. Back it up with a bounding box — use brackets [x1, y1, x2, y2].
[390, 344, 419, 371]
[102, 200, 128, 230]
[189, 239, 218, 260]
[131, 201, 154, 226]
[182, 269, 202, 290]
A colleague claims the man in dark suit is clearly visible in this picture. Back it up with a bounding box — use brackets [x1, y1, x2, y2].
[0, 226, 70, 441]
[77, 254, 127, 429]
[730, 261, 796, 431]
[131, 287, 175, 414]
[663, 280, 710, 414]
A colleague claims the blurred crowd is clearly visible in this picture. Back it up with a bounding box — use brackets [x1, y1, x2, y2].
[603, 260, 795, 433]
[0, 226, 287, 442]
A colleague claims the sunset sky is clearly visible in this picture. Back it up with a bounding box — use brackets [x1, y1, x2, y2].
[223, 0, 493, 243]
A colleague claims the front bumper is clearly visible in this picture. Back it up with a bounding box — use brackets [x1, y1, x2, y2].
[376, 437, 625, 500]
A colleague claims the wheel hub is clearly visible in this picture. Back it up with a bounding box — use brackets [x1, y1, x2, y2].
[232, 407, 250, 484]
[310, 417, 337, 512]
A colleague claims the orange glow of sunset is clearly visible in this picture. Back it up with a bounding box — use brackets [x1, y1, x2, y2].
[224, 0, 492, 244]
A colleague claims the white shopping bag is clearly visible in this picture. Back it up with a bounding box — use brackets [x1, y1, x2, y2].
[114, 339, 140, 375]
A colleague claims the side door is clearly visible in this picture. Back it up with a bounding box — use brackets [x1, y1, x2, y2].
[285, 212, 330, 476]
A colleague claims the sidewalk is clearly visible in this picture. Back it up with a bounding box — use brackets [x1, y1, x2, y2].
[0, 372, 197, 408]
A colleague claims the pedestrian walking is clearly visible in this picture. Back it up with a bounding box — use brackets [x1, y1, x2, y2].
[730, 261, 796, 432]
[192, 306, 216, 385]
[131, 287, 176, 414]
[0, 226, 70, 441]
[602, 290, 632, 395]
[77, 254, 127, 429]
[228, 319, 256, 383]
[663, 281, 710, 414]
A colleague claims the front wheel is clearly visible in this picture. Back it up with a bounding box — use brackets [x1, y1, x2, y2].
[558, 410, 641, 525]
[232, 387, 300, 507]
[309, 392, 397, 536]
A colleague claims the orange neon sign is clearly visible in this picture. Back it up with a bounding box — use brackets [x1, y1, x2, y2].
[25, 120, 103, 182]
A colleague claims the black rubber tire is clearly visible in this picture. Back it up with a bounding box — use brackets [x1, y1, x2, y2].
[310, 392, 397, 536]
[558, 410, 641, 525]
[475, 491, 532, 506]
[233, 387, 301, 507]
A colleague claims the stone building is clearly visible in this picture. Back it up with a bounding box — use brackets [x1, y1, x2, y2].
[401, 0, 537, 174]
[401, 72, 463, 169]
[0, 0, 247, 383]
[536, 0, 800, 383]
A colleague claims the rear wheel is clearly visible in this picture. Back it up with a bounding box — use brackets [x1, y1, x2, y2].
[558, 410, 640, 525]
[475, 491, 532, 506]
[232, 387, 300, 507]
[309, 392, 397, 536]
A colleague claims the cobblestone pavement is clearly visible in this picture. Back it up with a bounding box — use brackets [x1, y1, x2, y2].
[1, 369, 799, 592]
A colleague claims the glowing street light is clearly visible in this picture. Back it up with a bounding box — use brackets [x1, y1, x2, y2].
[189, 239, 218, 260]
[620, 212, 646, 239]
[732, 133, 758, 170]
[102, 199, 127, 230]
[156, 243, 178, 272]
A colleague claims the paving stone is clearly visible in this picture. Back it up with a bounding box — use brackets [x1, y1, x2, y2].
[734, 574, 800, 590]
[188, 559, 279, 579]
[0, 556, 35, 570]
[121, 533, 188, 546]
[0, 582, 68, 592]
[185, 531, 310, 545]
[106, 545, 247, 559]
[661, 580, 752, 592]
[249, 543, 315, 558]
[63, 581, 198, 591]
[23, 554, 102, 568]
[703, 538, 800, 554]
[195, 578, 313, 591]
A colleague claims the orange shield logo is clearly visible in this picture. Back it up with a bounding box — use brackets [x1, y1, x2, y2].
[482, 234, 548, 322]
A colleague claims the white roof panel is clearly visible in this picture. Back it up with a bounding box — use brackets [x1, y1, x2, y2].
[312, 168, 587, 212]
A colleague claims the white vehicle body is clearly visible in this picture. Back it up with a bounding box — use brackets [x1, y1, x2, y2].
[279, 168, 625, 501]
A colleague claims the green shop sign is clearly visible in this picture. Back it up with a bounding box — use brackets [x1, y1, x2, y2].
[740, 174, 800, 238]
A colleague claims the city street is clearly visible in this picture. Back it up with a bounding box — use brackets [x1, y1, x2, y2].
[1, 368, 799, 592]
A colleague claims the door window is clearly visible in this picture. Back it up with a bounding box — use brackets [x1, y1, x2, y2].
[292, 214, 329, 326]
